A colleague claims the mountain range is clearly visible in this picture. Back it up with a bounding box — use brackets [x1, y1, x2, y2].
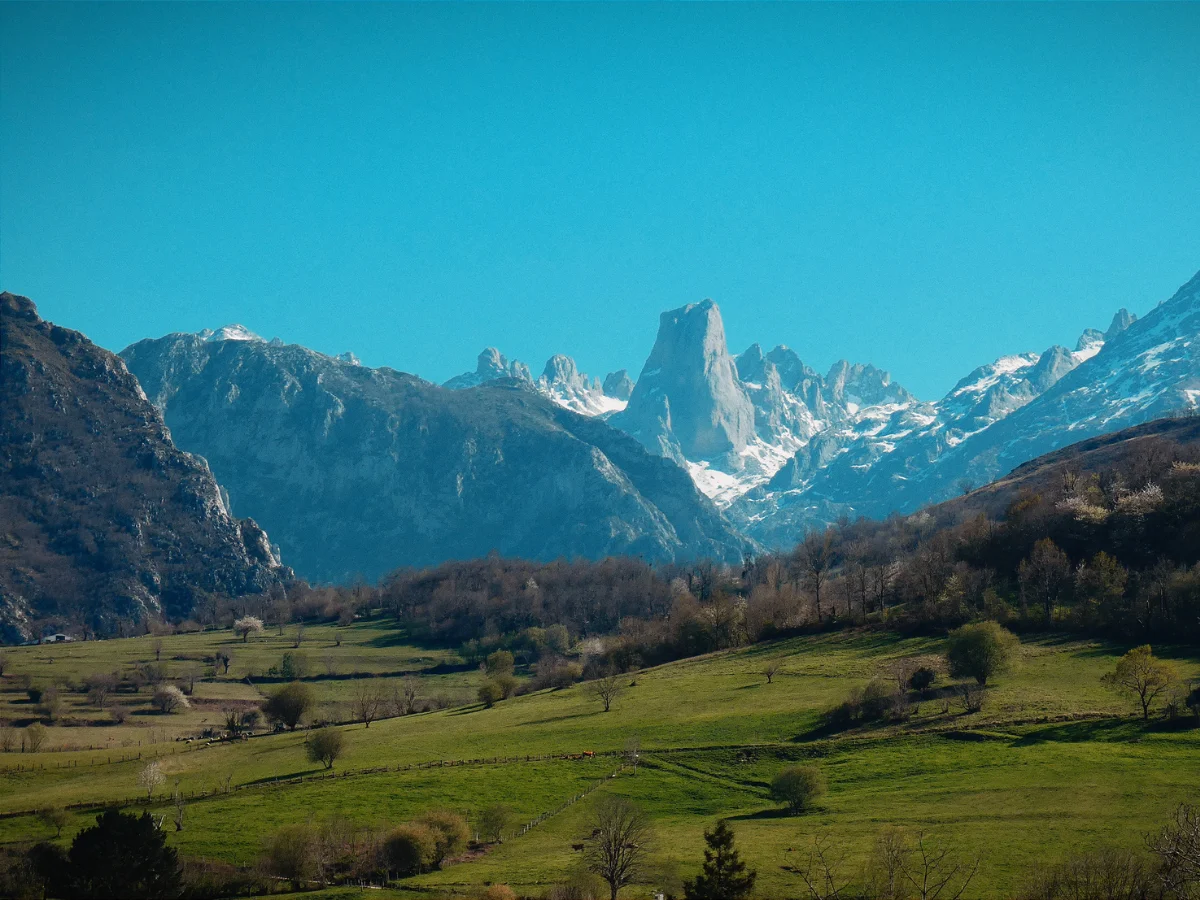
[441, 270, 1199, 548]
[3, 268, 1197, 630]
[120, 332, 749, 583]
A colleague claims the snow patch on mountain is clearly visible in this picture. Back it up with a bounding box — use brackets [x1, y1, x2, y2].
[198, 324, 265, 343]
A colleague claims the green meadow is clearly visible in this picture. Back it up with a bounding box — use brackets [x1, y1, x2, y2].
[1, 623, 1197, 897]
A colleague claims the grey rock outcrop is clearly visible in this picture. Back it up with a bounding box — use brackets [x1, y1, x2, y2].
[612, 300, 755, 462]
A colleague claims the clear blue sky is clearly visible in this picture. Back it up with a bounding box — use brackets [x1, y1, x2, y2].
[2, 3, 1198, 400]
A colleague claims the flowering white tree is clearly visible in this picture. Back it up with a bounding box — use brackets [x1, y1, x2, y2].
[233, 616, 264, 643]
[138, 760, 166, 798]
[152, 685, 190, 714]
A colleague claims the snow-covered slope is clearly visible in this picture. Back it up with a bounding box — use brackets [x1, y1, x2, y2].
[441, 269, 1199, 550]
[444, 349, 627, 416]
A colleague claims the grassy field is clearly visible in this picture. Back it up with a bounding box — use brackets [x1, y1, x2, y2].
[1, 622, 1197, 898]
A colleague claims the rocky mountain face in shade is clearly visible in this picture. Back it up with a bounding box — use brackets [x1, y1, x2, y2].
[122, 333, 752, 583]
[0, 293, 291, 640]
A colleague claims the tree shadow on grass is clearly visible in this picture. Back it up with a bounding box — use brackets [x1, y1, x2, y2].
[240, 767, 327, 787]
[1011, 718, 1149, 746]
[517, 711, 593, 727]
[726, 807, 809, 821]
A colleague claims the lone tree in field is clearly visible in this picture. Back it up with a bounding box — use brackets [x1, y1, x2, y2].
[137, 761, 166, 799]
[762, 661, 782, 684]
[38, 806, 70, 838]
[584, 796, 652, 900]
[478, 804, 512, 843]
[770, 764, 826, 815]
[351, 678, 384, 727]
[233, 616, 264, 643]
[305, 727, 345, 769]
[945, 621, 1019, 685]
[684, 820, 757, 900]
[591, 671, 623, 712]
[263, 682, 314, 731]
[1102, 645, 1178, 720]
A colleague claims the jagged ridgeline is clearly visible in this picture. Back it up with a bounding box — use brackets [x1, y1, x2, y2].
[120, 331, 751, 584]
[0, 293, 292, 641]
[441, 270, 1200, 549]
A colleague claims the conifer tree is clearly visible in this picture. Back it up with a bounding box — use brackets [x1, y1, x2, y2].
[684, 820, 757, 900]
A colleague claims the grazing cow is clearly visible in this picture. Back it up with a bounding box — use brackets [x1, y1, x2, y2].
[582, 750, 595, 758]
[572, 843, 585, 852]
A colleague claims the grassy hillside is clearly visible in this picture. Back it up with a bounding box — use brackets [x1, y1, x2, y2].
[1, 622, 1197, 897]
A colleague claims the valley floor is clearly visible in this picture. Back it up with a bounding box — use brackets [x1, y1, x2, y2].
[1, 625, 1197, 898]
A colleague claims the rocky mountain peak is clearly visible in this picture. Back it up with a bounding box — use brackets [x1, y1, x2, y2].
[603, 370, 634, 401]
[444, 347, 532, 389]
[541, 354, 579, 385]
[1075, 328, 1105, 354]
[613, 298, 755, 461]
[1106, 308, 1137, 338]
[735, 343, 770, 385]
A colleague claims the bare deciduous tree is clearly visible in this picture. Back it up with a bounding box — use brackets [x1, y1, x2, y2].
[762, 661, 782, 684]
[791, 835, 853, 900]
[899, 832, 979, 900]
[590, 672, 623, 713]
[797, 530, 836, 621]
[172, 781, 186, 831]
[399, 675, 421, 715]
[1150, 802, 1200, 897]
[584, 796, 652, 900]
[351, 679, 384, 727]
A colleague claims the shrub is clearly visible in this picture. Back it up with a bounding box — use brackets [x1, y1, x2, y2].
[420, 810, 471, 865]
[383, 823, 438, 876]
[485, 650, 515, 676]
[263, 682, 314, 730]
[478, 680, 505, 708]
[261, 823, 318, 889]
[543, 871, 607, 900]
[945, 621, 1019, 685]
[910, 666, 937, 691]
[770, 765, 825, 814]
[305, 727, 346, 769]
[24, 723, 46, 752]
[481, 886, 517, 900]
[109, 705, 130, 725]
[279, 651, 308, 680]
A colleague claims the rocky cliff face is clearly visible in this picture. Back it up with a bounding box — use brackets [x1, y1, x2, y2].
[122, 333, 751, 582]
[613, 300, 756, 463]
[0, 294, 291, 640]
